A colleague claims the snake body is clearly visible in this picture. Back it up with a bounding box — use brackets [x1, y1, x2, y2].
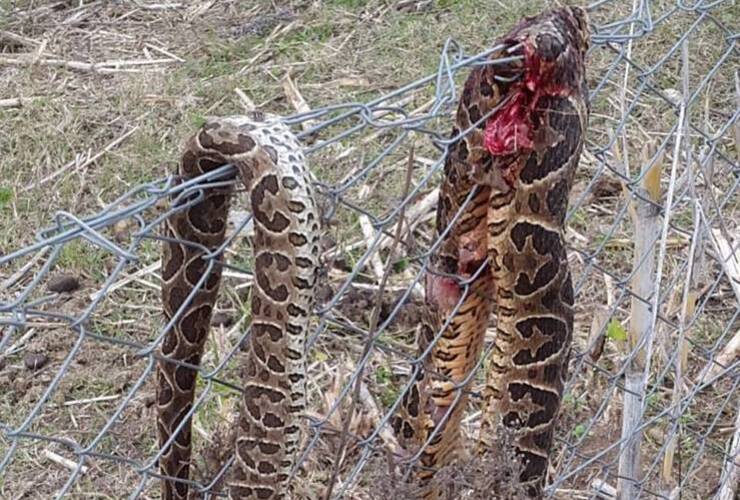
[391, 72, 498, 497]
[157, 114, 320, 499]
[394, 7, 589, 498]
[155, 7, 587, 498]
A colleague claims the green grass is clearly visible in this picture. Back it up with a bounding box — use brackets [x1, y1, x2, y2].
[0, 187, 12, 208]
[57, 240, 109, 280]
[0, 0, 560, 249]
[327, 0, 370, 8]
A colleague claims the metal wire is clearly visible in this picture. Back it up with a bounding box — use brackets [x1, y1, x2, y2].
[1, 1, 738, 499]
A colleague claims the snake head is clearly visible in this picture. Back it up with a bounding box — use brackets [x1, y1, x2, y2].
[476, 7, 590, 186]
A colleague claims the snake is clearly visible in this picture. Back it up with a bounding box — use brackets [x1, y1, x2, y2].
[156, 113, 320, 499]
[392, 7, 590, 499]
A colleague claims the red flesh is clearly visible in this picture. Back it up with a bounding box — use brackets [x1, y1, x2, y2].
[483, 41, 566, 164]
[429, 40, 569, 309]
[426, 223, 489, 313]
[426, 276, 462, 314]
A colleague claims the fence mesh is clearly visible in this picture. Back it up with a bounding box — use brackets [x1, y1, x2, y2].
[1, 1, 739, 499]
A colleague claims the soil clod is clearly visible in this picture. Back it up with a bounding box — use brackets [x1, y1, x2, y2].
[48, 275, 80, 293]
[24, 353, 48, 371]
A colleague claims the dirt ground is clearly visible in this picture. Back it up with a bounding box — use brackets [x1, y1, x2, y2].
[1, 0, 739, 499]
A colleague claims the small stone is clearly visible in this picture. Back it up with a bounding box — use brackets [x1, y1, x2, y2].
[24, 353, 48, 371]
[112, 220, 131, 243]
[48, 274, 80, 293]
[663, 88, 682, 105]
[211, 311, 234, 327]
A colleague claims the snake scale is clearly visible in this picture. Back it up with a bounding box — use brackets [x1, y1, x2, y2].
[393, 7, 590, 499]
[157, 113, 320, 499]
[155, 6, 587, 500]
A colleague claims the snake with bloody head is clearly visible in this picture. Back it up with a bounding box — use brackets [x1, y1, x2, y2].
[393, 7, 589, 498]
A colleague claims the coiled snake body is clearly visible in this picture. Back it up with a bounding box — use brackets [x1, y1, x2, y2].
[393, 7, 590, 498]
[157, 114, 320, 499]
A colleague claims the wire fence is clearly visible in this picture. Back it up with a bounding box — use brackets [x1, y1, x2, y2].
[1, 1, 738, 499]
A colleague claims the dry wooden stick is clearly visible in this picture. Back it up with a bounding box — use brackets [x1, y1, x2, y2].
[0, 248, 47, 291]
[186, 0, 215, 20]
[358, 381, 402, 455]
[617, 0, 639, 181]
[590, 479, 617, 499]
[716, 403, 740, 500]
[89, 260, 161, 301]
[627, 95, 685, 498]
[0, 96, 48, 108]
[0, 30, 42, 49]
[702, 327, 740, 382]
[240, 21, 299, 69]
[43, 450, 89, 473]
[133, 2, 183, 10]
[662, 208, 700, 486]
[0, 56, 178, 73]
[707, 227, 740, 303]
[144, 43, 185, 62]
[324, 145, 416, 500]
[23, 126, 138, 192]
[662, 44, 695, 488]
[695, 225, 740, 383]
[618, 121, 662, 500]
[234, 88, 255, 111]
[357, 185, 385, 282]
[62, 394, 119, 407]
[282, 72, 316, 132]
[0, 328, 37, 358]
[734, 71, 740, 165]
[586, 307, 609, 363]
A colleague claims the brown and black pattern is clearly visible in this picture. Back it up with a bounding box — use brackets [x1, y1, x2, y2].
[391, 146, 494, 500]
[390, 51, 505, 499]
[481, 7, 590, 498]
[157, 114, 320, 500]
[392, 6, 589, 499]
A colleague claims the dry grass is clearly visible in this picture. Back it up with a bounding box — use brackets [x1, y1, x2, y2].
[1, 0, 738, 499]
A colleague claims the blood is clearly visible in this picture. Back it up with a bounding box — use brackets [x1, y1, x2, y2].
[483, 42, 567, 161]
[426, 275, 462, 313]
[429, 40, 570, 310]
[427, 238, 488, 312]
[483, 91, 534, 156]
[459, 223, 488, 273]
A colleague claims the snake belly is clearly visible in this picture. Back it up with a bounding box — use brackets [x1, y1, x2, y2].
[157, 114, 320, 500]
[391, 32, 525, 499]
